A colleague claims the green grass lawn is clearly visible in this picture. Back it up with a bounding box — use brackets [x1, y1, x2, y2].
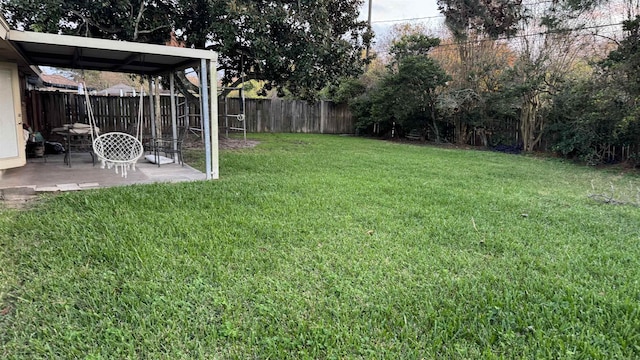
[1, 134, 639, 359]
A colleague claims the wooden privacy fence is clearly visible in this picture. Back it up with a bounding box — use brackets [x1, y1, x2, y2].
[28, 91, 176, 137]
[221, 98, 354, 134]
[27, 91, 355, 139]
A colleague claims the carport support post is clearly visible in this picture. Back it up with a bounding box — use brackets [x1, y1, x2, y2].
[210, 58, 219, 179]
[201, 59, 212, 179]
[148, 76, 156, 139]
[169, 72, 178, 161]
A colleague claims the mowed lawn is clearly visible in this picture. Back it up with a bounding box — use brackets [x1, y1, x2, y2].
[1, 134, 639, 359]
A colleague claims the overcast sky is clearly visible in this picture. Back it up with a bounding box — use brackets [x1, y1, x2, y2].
[358, 0, 443, 35]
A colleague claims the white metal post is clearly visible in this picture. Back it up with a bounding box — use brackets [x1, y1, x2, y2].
[210, 57, 219, 179]
[201, 59, 212, 179]
[169, 72, 178, 161]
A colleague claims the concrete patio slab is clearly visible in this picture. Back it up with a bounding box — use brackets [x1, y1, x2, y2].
[0, 152, 206, 192]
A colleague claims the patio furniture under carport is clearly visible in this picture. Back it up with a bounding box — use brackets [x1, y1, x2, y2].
[52, 123, 99, 167]
[1, 21, 220, 182]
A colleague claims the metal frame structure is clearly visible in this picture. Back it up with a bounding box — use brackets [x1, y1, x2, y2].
[220, 85, 247, 141]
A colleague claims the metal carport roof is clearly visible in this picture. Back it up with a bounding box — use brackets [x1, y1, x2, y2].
[5, 30, 216, 75]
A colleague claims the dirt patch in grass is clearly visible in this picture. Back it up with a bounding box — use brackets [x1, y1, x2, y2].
[184, 136, 259, 151]
[219, 138, 260, 150]
[0, 187, 45, 211]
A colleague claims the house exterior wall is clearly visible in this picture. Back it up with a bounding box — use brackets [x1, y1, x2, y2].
[0, 61, 26, 172]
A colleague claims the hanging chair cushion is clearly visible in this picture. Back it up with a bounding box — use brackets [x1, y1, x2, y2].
[93, 132, 143, 163]
[52, 123, 100, 135]
[144, 154, 175, 165]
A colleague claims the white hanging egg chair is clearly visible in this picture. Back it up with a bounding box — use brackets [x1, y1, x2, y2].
[85, 84, 145, 178]
[92, 132, 144, 177]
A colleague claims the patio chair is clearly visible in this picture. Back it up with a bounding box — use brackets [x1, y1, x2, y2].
[151, 126, 189, 167]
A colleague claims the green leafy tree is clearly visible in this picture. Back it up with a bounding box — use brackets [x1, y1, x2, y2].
[371, 35, 450, 140]
[173, 0, 371, 99]
[547, 79, 621, 163]
[544, 16, 640, 165]
[603, 16, 640, 97]
[329, 77, 375, 134]
[1, 0, 372, 99]
[326, 50, 386, 135]
[388, 34, 441, 66]
[437, 0, 522, 40]
[1, 0, 172, 43]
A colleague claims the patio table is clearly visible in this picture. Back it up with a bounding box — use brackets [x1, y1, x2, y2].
[52, 124, 100, 167]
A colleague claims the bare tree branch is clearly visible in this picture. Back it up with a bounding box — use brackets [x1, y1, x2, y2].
[69, 9, 120, 34]
[133, 1, 146, 41]
[137, 25, 172, 35]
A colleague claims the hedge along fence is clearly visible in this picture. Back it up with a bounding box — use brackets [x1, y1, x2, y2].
[27, 91, 355, 140]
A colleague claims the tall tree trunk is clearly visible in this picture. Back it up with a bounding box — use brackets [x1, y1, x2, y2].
[458, 121, 470, 145]
[520, 91, 542, 152]
[454, 39, 475, 145]
[454, 115, 471, 145]
[429, 105, 441, 142]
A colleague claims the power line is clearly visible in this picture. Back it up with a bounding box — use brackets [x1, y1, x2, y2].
[372, 15, 444, 24]
[395, 21, 625, 49]
[369, 0, 585, 25]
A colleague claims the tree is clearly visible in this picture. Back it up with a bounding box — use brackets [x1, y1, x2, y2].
[325, 47, 386, 135]
[603, 16, 640, 96]
[436, 0, 523, 144]
[431, 37, 517, 145]
[374, 23, 440, 65]
[1, 0, 372, 99]
[85, 71, 144, 94]
[437, 0, 522, 41]
[371, 35, 450, 140]
[437, 0, 606, 151]
[174, 0, 371, 99]
[546, 78, 619, 163]
[508, 0, 600, 152]
[330, 76, 376, 134]
[546, 43, 640, 165]
[388, 33, 441, 66]
[1, 0, 172, 43]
